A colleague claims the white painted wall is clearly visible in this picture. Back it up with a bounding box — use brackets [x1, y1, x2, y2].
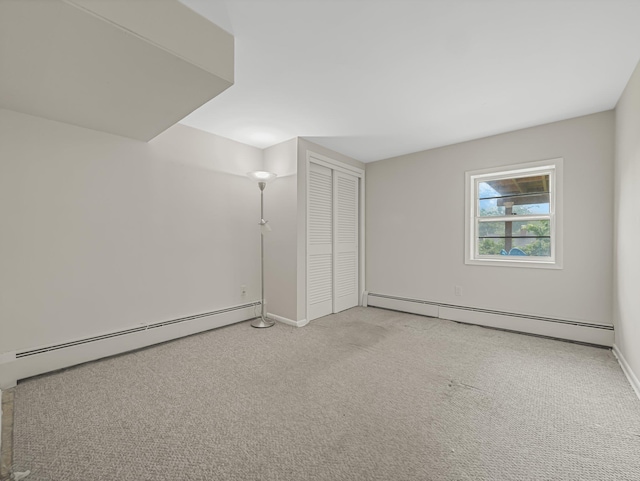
[613, 60, 640, 389]
[366, 111, 614, 325]
[0, 109, 262, 355]
[263, 138, 299, 322]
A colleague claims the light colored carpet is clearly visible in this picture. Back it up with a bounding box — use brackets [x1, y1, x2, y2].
[12, 307, 640, 480]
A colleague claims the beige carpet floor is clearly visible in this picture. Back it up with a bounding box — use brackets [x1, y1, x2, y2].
[11, 307, 640, 480]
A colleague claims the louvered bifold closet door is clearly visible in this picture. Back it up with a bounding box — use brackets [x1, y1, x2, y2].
[333, 170, 359, 313]
[308, 163, 333, 321]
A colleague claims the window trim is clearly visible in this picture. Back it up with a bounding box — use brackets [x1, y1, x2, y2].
[464, 158, 563, 269]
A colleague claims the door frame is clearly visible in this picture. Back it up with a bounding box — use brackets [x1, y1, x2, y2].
[306, 151, 365, 321]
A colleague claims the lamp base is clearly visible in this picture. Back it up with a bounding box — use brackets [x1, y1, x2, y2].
[250, 317, 275, 328]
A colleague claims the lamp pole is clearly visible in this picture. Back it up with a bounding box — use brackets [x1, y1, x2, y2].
[248, 173, 276, 328]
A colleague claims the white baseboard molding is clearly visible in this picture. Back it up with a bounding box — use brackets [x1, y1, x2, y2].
[367, 293, 614, 347]
[267, 313, 309, 328]
[367, 294, 439, 318]
[612, 344, 640, 401]
[0, 302, 260, 389]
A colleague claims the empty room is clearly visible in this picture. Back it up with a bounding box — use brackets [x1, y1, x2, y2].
[1, 0, 639, 480]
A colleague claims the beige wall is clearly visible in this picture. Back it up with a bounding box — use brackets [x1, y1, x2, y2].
[614, 60, 640, 381]
[263, 138, 299, 321]
[0, 109, 262, 354]
[366, 111, 614, 325]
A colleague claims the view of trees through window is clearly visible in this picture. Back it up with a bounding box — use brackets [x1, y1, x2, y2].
[477, 174, 551, 257]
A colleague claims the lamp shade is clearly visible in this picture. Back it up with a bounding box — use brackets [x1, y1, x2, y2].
[247, 171, 277, 183]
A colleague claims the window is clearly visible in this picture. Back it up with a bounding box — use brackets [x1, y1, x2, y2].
[465, 158, 563, 268]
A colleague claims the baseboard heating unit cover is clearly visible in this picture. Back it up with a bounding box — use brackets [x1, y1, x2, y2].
[0, 302, 260, 389]
[366, 293, 614, 347]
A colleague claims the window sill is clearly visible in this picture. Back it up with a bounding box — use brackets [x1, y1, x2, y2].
[465, 257, 562, 269]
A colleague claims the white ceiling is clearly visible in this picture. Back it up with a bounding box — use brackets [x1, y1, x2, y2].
[179, 0, 640, 163]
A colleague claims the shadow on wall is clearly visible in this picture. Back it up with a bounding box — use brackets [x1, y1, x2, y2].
[149, 123, 263, 176]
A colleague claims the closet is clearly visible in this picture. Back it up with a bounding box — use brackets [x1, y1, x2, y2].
[307, 157, 361, 321]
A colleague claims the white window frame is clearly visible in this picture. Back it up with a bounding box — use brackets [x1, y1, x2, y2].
[464, 158, 563, 269]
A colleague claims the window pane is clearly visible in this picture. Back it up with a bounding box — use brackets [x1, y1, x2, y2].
[516, 220, 550, 238]
[479, 175, 550, 217]
[478, 221, 505, 237]
[478, 237, 506, 255]
[478, 219, 551, 257]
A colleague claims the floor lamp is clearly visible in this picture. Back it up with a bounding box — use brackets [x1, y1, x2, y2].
[247, 171, 277, 328]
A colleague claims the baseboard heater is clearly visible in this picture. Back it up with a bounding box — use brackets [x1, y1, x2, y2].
[0, 301, 260, 388]
[366, 293, 614, 347]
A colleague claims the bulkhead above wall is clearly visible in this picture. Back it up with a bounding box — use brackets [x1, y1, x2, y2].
[0, 0, 233, 141]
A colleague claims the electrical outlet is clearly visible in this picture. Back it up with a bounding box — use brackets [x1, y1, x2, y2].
[454, 285, 462, 296]
[241, 284, 247, 297]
